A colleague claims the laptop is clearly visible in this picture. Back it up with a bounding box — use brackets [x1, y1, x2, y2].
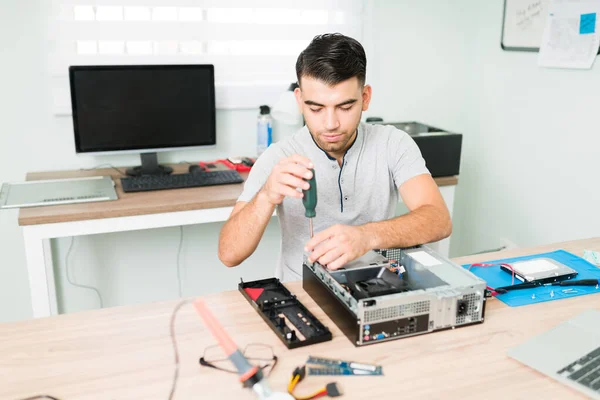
[508, 309, 600, 398]
[0, 176, 118, 209]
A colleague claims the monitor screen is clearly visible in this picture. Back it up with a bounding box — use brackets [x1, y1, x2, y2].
[69, 64, 216, 154]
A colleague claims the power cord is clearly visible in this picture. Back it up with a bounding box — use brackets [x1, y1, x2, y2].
[15, 300, 190, 400]
[65, 237, 104, 308]
[176, 226, 184, 297]
[168, 299, 195, 400]
[80, 164, 127, 177]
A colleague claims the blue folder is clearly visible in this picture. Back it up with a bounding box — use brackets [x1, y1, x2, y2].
[461, 250, 600, 307]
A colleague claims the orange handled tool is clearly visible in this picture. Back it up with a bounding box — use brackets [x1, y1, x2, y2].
[193, 299, 293, 399]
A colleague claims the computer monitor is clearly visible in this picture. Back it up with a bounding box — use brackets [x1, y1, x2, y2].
[69, 64, 216, 176]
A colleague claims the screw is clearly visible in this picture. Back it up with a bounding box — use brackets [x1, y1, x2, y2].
[531, 293, 536, 299]
[550, 290, 554, 298]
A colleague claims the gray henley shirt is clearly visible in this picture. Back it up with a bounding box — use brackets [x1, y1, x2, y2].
[237, 122, 430, 281]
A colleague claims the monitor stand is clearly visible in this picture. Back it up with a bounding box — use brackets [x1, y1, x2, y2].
[126, 152, 173, 177]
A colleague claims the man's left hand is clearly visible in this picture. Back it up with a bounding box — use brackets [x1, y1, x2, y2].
[304, 224, 372, 270]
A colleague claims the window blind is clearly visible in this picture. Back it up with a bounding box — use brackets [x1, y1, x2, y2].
[48, 0, 364, 114]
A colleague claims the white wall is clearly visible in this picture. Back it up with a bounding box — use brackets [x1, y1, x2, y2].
[367, 0, 600, 257]
[451, 0, 600, 256]
[3, 0, 599, 322]
[364, 1, 471, 131]
[0, 2, 47, 323]
[364, 0, 473, 248]
[0, 1, 282, 322]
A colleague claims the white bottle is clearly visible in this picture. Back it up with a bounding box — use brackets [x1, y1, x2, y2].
[257, 105, 272, 157]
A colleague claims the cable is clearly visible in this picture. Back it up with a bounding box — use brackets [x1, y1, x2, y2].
[468, 263, 515, 296]
[65, 237, 104, 308]
[15, 396, 61, 400]
[80, 164, 127, 176]
[168, 299, 194, 400]
[176, 226, 184, 297]
[472, 246, 507, 255]
[288, 374, 325, 400]
[287, 366, 341, 400]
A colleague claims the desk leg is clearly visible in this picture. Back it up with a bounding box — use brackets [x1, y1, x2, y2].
[22, 229, 57, 318]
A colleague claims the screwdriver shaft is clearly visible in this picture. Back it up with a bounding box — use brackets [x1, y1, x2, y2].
[302, 168, 316, 239]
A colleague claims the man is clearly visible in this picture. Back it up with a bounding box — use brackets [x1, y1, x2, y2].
[218, 33, 451, 281]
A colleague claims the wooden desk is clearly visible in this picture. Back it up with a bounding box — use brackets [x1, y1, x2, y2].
[19, 164, 249, 226]
[17, 164, 458, 318]
[19, 166, 458, 225]
[1, 238, 599, 400]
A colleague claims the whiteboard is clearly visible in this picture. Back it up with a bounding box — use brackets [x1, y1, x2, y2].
[501, 0, 551, 51]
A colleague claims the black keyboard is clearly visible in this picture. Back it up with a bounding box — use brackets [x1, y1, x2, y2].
[120, 170, 244, 193]
[558, 346, 600, 392]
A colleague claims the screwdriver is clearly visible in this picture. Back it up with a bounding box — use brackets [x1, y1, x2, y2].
[495, 279, 600, 294]
[552, 279, 599, 287]
[302, 168, 317, 238]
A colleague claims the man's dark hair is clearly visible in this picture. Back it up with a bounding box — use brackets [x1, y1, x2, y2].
[295, 33, 366, 87]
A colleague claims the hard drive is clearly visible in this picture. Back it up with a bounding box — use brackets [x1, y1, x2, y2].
[500, 258, 578, 284]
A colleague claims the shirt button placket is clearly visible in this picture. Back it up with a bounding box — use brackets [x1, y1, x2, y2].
[343, 160, 351, 209]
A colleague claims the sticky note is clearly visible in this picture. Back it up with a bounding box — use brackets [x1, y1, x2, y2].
[580, 13, 596, 34]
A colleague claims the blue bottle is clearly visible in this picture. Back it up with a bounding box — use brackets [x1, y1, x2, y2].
[257, 105, 272, 157]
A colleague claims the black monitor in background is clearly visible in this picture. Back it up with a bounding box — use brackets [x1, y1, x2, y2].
[69, 64, 216, 176]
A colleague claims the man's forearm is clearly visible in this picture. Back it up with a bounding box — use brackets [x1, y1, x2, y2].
[361, 204, 452, 251]
[218, 188, 276, 267]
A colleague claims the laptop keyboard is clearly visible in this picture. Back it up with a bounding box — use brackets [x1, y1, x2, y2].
[557, 346, 600, 392]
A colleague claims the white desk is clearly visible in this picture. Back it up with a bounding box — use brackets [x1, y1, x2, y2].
[19, 165, 458, 318]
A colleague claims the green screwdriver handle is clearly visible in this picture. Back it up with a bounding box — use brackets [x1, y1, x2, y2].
[302, 168, 317, 218]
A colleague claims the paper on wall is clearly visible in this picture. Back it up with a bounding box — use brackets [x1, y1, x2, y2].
[538, 0, 600, 69]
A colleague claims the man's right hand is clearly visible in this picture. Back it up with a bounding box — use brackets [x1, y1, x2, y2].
[261, 154, 314, 205]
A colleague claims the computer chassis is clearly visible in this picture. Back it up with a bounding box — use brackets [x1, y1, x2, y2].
[302, 245, 487, 346]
